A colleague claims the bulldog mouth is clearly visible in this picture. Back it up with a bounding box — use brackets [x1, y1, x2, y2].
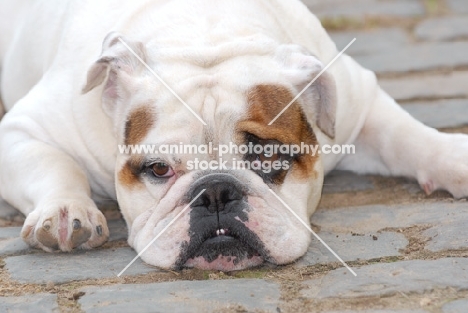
[205, 228, 230, 243]
[203, 228, 233, 244]
[198, 228, 257, 258]
[176, 224, 268, 271]
[204, 235, 234, 244]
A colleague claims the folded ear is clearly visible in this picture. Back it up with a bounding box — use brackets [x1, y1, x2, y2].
[277, 45, 337, 139]
[82, 32, 147, 113]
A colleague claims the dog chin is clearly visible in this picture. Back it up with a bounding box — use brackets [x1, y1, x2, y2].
[183, 236, 265, 270]
[184, 255, 264, 271]
[175, 223, 269, 271]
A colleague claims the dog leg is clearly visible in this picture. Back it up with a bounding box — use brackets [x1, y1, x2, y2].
[337, 89, 468, 198]
[0, 97, 109, 252]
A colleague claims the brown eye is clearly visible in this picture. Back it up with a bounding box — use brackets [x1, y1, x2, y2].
[151, 162, 174, 178]
[258, 153, 281, 163]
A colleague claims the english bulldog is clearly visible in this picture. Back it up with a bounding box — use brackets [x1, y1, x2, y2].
[0, 0, 467, 272]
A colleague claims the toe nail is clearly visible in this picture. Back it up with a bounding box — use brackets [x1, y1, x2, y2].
[96, 225, 103, 236]
[73, 219, 81, 230]
[43, 221, 51, 231]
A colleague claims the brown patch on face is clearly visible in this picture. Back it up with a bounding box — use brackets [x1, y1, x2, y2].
[118, 156, 145, 189]
[124, 105, 156, 145]
[237, 85, 319, 181]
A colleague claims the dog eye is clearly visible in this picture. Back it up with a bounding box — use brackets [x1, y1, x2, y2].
[151, 162, 174, 178]
[257, 153, 281, 163]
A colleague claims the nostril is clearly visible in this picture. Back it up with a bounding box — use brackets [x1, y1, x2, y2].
[220, 188, 243, 203]
[201, 189, 220, 213]
[202, 195, 211, 207]
[220, 190, 230, 204]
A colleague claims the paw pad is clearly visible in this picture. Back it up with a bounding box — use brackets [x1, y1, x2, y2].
[72, 219, 81, 230]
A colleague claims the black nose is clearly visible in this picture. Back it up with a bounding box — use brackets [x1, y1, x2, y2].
[190, 174, 245, 213]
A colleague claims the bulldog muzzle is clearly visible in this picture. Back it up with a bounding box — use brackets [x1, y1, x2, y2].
[176, 173, 269, 269]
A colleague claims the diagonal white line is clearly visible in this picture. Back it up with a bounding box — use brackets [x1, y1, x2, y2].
[118, 37, 208, 126]
[268, 38, 356, 126]
[268, 189, 357, 276]
[117, 189, 206, 277]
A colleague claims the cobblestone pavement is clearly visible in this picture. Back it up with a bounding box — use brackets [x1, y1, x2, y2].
[1, 0, 468, 312]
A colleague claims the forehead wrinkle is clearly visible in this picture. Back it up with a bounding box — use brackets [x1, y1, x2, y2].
[199, 88, 230, 146]
[203, 126, 215, 145]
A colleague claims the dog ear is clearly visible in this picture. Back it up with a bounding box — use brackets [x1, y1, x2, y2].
[277, 45, 337, 139]
[82, 32, 147, 110]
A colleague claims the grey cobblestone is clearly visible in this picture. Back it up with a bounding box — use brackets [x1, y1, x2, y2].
[354, 42, 468, 74]
[323, 170, 374, 194]
[303, 258, 468, 299]
[379, 72, 468, 102]
[330, 28, 410, 56]
[326, 310, 429, 313]
[0, 294, 59, 313]
[0, 237, 30, 256]
[447, 0, 468, 14]
[304, 0, 425, 19]
[415, 16, 468, 41]
[0, 226, 21, 239]
[311, 202, 468, 234]
[298, 231, 408, 266]
[5, 248, 158, 284]
[79, 279, 281, 313]
[402, 99, 468, 129]
[424, 219, 468, 252]
[442, 299, 468, 313]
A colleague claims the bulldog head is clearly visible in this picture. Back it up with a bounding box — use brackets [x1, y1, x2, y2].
[83, 32, 336, 271]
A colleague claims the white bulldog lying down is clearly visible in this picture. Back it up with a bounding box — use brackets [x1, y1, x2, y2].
[0, 0, 467, 271]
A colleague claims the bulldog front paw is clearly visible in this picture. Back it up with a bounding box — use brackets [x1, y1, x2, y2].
[420, 166, 468, 199]
[418, 134, 468, 199]
[21, 200, 109, 252]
